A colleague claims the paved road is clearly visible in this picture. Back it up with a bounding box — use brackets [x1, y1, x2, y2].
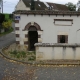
[0, 32, 15, 49]
[0, 21, 15, 49]
[0, 55, 80, 80]
[33, 66, 80, 80]
[0, 54, 35, 80]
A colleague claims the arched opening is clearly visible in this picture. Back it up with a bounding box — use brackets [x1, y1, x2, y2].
[28, 26, 38, 51]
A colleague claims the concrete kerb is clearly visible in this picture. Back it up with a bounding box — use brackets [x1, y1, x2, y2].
[1, 44, 80, 65]
[0, 45, 35, 65]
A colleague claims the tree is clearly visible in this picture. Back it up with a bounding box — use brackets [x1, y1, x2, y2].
[9, 14, 13, 19]
[0, 13, 5, 23]
[30, 0, 35, 10]
[65, 2, 76, 11]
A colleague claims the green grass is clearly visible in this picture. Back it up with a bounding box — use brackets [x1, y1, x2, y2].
[0, 28, 13, 37]
[4, 13, 9, 20]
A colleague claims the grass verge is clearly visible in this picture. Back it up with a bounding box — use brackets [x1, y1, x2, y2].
[0, 28, 13, 37]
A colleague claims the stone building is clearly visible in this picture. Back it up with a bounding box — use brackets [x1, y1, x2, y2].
[13, 10, 80, 60]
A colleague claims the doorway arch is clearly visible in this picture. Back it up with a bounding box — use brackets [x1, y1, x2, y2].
[28, 27, 38, 51]
[23, 22, 42, 51]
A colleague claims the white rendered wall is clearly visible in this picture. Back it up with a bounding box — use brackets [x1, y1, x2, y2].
[36, 45, 80, 60]
[18, 14, 80, 44]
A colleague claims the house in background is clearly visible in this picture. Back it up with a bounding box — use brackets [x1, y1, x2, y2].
[15, 0, 69, 11]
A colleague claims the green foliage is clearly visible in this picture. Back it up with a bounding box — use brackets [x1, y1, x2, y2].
[10, 50, 17, 55]
[65, 2, 76, 11]
[27, 51, 35, 55]
[30, 0, 35, 10]
[28, 56, 36, 61]
[0, 13, 5, 23]
[9, 50, 36, 61]
[9, 14, 13, 19]
[27, 51, 36, 61]
[0, 27, 13, 36]
[9, 50, 27, 59]
[2, 19, 12, 29]
[4, 14, 9, 20]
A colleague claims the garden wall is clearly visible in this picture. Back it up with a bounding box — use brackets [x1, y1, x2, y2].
[35, 43, 80, 60]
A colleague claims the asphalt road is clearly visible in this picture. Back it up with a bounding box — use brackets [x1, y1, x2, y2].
[0, 32, 15, 49]
[33, 66, 80, 80]
[0, 21, 15, 49]
[0, 55, 35, 80]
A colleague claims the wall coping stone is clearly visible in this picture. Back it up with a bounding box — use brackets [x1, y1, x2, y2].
[35, 43, 80, 47]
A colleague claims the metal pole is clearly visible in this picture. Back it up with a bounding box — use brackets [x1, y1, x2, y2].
[2, 0, 3, 13]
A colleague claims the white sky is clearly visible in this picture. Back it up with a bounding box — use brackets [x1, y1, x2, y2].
[2, 0, 78, 13]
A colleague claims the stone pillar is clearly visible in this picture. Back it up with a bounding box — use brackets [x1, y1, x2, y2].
[15, 20, 20, 44]
[23, 31, 28, 46]
[38, 31, 43, 43]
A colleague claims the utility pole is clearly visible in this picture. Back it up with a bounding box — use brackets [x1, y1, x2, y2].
[2, 0, 3, 13]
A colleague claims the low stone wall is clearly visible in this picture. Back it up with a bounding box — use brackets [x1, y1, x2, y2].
[35, 43, 80, 60]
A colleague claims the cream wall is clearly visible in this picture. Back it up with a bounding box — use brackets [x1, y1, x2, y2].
[18, 14, 80, 44]
[35, 44, 80, 60]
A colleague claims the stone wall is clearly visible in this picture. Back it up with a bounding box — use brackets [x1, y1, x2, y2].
[35, 43, 80, 60]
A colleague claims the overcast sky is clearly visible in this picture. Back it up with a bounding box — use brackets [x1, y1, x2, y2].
[2, 0, 78, 13]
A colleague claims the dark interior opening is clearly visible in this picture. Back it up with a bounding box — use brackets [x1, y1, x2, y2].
[28, 31, 38, 51]
[60, 35, 65, 43]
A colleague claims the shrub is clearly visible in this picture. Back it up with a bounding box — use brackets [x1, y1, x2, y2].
[2, 19, 12, 32]
[9, 50, 26, 59]
[28, 56, 36, 61]
[9, 14, 13, 19]
[0, 14, 5, 23]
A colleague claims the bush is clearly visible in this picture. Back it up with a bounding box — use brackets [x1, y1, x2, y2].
[0, 14, 5, 23]
[9, 14, 13, 19]
[28, 56, 36, 61]
[9, 50, 27, 59]
[2, 19, 12, 32]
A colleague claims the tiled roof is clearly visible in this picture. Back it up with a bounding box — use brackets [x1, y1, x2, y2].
[47, 2, 69, 11]
[13, 10, 80, 15]
[22, 0, 69, 11]
[22, 0, 47, 10]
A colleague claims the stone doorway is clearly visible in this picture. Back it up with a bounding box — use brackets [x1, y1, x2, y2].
[28, 31, 38, 51]
[23, 22, 43, 51]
